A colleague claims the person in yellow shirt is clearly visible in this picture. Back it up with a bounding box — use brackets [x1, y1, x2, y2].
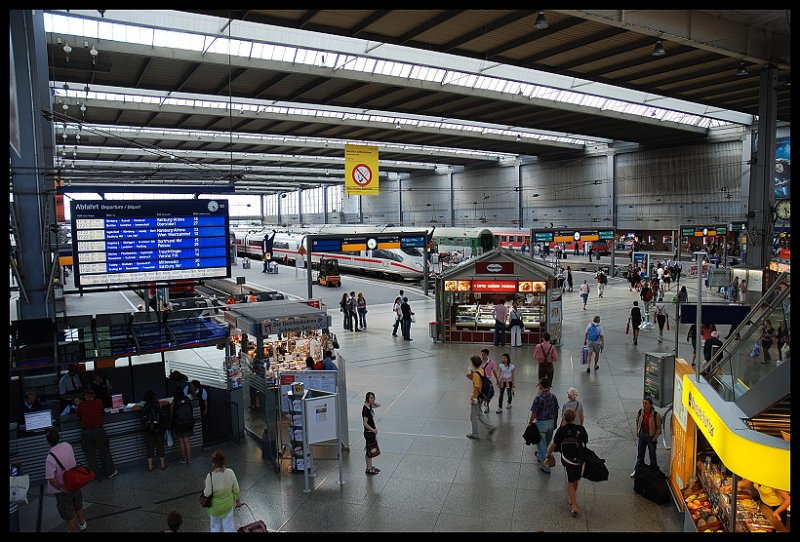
[465, 355, 496, 440]
[729, 479, 790, 525]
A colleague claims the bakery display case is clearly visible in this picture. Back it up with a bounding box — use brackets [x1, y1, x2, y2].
[454, 305, 477, 328]
[476, 305, 496, 328]
[519, 305, 545, 329]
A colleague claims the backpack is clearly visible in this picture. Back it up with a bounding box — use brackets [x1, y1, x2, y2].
[560, 428, 585, 466]
[143, 402, 167, 434]
[587, 324, 601, 342]
[174, 398, 195, 433]
[477, 368, 495, 403]
[643, 288, 654, 302]
[535, 344, 554, 364]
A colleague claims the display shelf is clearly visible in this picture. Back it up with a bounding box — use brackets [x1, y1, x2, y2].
[518, 305, 544, 329]
[454, 305, 477, 328]
[476, 305, 496, 328]
[287, 393, 312, 473]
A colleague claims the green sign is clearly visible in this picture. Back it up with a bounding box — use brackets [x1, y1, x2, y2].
[534, 232, 554, 242]
[598, 230, 615, 240]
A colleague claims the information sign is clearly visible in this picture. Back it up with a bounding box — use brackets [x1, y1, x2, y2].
[70, 200, 230, 287]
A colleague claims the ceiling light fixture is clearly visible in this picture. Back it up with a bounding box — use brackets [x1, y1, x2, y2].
[652, 40, 666, 57]
[534, 11, 549, 30]
[89, 45, 98, 65]
[80, 103, 87, 112]
[736, 61, 749, 77]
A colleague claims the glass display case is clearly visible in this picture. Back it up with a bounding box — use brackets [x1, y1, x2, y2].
[454, 305, 477, 328]
[476, 305, 496, 328]
[519, 305, 545, 329]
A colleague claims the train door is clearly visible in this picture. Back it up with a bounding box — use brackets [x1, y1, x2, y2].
[479, 231, 494, 254]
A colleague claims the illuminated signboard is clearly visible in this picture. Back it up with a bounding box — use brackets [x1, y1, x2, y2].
[444, 280, 472, 292]
[533, 228, 615, 243]
[680, 226, 728, 237]
[70, 199, 230, 287]
[476, 262, 514, 275]
[769, 260, 790, 273]
[729, 222, 747, 232]
[472, 280, 517, 293]
[518, 281, 546, 293]
[312, 234, 427, 252]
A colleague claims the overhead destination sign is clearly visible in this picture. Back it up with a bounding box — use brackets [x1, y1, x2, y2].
[532, 228, 615, 243]
[70, 199, 230, 287]
[680, 225, 728, 237]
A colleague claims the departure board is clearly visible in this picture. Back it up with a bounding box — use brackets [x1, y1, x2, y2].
[70, 200, 231, 287]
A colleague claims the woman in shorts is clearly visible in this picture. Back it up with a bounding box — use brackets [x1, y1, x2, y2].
[362, 392, 381, 475]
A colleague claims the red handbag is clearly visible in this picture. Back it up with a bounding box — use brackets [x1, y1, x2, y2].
[236, 503, 268, 532]
[48, 452, 96, 493]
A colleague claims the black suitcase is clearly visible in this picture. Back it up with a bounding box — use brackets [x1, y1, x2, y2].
[633, 464, 672, 505]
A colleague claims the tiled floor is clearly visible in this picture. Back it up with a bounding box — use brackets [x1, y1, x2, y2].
[15, 266, 713, 532]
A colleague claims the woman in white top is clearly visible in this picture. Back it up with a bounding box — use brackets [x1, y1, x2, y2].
[391, 296, 402, 337]
[508, 303, 523, 347]
[495, 353, 516, 413]
[560, 387, 584, 426]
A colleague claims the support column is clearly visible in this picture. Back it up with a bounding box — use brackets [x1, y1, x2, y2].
[516, 160, 523, 228]
[746, 65, 777, 271]
[10, 10, 56, 320]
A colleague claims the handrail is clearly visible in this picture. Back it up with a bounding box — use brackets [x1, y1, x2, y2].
[700, 272, 789, 378]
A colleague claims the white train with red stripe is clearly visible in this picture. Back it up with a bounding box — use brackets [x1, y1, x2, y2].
[232, 225, 426, 281]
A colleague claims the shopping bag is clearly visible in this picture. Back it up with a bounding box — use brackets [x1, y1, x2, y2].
[411, 314, 416, 323]
[625, 320, 630, 335]
[580, 345, 589, 365]
[236, 503, 268, 532]
[10, 474, 30, 504]
[749, 343, 762, 358]
[165, 429, 174, 447]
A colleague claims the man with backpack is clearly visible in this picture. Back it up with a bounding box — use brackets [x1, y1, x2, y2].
[584, 316, 604, 373]
[546, 407, 589, 517]
[171, 388, 195, 464]
[140, 389, 168, 471]
[534, 333, 558, 387]
[466, 355, 496, 440]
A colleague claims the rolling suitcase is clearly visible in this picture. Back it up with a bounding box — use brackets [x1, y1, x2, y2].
[236, 503, 269, 532]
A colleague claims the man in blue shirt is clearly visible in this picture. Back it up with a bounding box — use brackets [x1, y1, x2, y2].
[321, 350, 338, 371]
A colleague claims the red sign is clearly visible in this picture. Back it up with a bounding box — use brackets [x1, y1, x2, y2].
[472, 280, 517, 293]
[475, 261, 514, 275]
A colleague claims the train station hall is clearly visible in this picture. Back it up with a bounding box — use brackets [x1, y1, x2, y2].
[9, 10, 791, 534]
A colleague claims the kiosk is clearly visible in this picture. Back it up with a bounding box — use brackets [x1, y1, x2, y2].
[434, 247, 557, 345]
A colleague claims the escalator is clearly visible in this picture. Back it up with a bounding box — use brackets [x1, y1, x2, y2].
[700, 272, 790, 439]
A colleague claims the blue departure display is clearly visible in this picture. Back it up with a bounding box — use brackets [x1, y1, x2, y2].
[70, 200, 231, 287]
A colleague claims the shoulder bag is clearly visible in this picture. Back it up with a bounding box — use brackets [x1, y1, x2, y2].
[10, 474, 30, 504]
[331, 334, 340, 350]
[48, 452, 95, 493]
[199, 472, 214, 508]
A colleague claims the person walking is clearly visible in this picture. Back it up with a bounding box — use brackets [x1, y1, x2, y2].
[529, 378, 559, 474]
[347, 291, 361, 331]
[466, 355, 496, 440]
[400, 297, 414, 341]
[362, 392, 381, 475]
[653, 300, 669, 343]
[629, 301, 643, 346]
[171, 388, 195, 464]
[89, 370, 113, 408]
[508, 303, 523, 347]
[760, 320, 776, 363]
[45, 429, 88, 532]
[391, 296, 402, 337]
[560, 387, 584, 427]
[703, 330, 724, 366]
[547, 408, 589, 517]
[492, 299, 508, 347]
[479, 349, 498, 414]
[595, 269, 607, 298]
[584, 316, 604, 373]
[183, 380, 209, 419]
[201, 450, 241, 532]
[579, 280, 590, 310]
[687, 324, 697, 366]
[75, 388, 118, 480]
[534, 332, 558, 387]
[339, 293, 351, 331]
[356, 292, 368, 329]
[631, 397, 662, 477]
[566, 266, 574, 292]
[495, 353, 515, 413]
[677, 286, 688, 318]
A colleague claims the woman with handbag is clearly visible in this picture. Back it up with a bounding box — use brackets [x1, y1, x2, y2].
[362, 392, 382, 475]
[356, 292, 368, 329]
[201, 450, 241, 532]
[509, 303, 523, 347]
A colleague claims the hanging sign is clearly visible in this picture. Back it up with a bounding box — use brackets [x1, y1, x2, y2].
[475, 262, 514, 275]
[472, 280, 517, 293]
[345, 144, 379, 196]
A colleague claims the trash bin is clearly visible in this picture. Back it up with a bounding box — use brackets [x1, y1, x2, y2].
[428, 321, 440, 343]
